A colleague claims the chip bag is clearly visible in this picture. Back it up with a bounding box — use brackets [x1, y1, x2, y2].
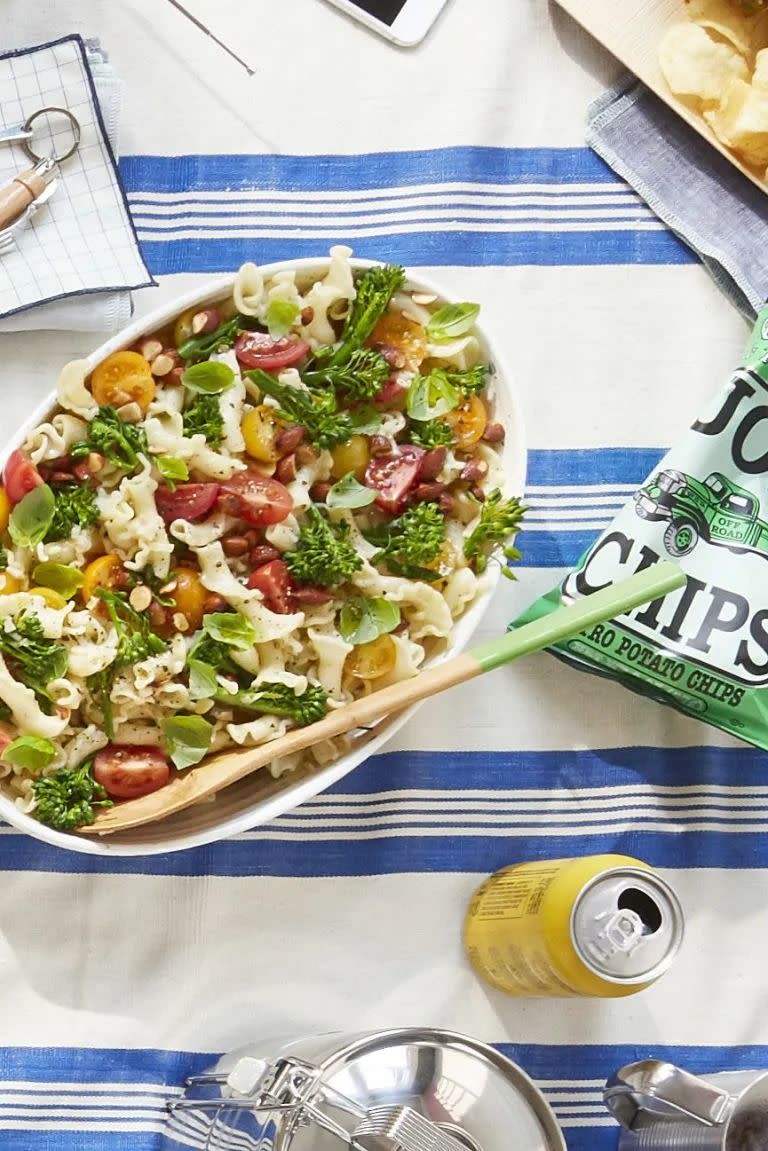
[514, 305, 768, 748]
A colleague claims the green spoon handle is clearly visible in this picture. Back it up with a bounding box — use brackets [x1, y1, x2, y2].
[470, 561, 685, 672]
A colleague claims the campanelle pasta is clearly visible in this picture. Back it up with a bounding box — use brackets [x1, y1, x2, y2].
[0, 249, 523, 834]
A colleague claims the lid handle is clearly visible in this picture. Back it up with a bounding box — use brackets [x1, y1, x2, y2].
[353, 1106, 474, 1151]
[604, 1061, 731, 1130]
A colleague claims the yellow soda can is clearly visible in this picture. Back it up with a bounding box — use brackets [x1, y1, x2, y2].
[464, 854, 684, 998]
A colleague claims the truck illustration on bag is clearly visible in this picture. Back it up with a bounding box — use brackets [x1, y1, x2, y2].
[634, 469, 768, 559]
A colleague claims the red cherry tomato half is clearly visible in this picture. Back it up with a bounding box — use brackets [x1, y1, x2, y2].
[247, 559, 295, 613]
[234, 331, 309, 373]
[220, 472, 293, 526]
[3, 449, 44, 505]
[374, 379, 409, 409]
[155, 482, 220, 524]
[93, 744, 171, 799]
[364, 445, 425, 514]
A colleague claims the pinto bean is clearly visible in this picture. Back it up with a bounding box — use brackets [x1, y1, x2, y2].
[414, 482, 447, 502]
[481, 421, 506, 444]
[419, 447, 447, 480]
[300, 306, 314, 326]
[376, 342, 406, 370]
[369, 435, 391, 457]
[310, 482, 331, 503]
[295, 442, 319, 467]
[438, 492, 454, 514]
[222, 535, 249, 557]
[275, 453, 298, 484]
[276, 424, 306, 454]
[148, 601, 168, 630]
[249, 544, 280, 567]
[292, 586, 333, 605]
[460, 458, 488, 483]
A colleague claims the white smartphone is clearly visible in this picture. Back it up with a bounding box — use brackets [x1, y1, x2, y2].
[323, 0, 451, 46]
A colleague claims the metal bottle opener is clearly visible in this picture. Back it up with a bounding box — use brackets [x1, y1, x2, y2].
[0, 106, 80, 253]
[604, 1059, 768, 1150]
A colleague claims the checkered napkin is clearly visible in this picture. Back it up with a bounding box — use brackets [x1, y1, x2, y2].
[587, 77, 768, 320]
[0, 34, 153, 331]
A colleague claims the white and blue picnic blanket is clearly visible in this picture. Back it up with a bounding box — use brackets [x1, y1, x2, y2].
[0, 2, 760, 1149]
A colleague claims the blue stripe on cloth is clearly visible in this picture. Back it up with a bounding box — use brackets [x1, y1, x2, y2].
[521, 448, 665, 567]
[118, 148, 694, 270]
[0, 1043, 765, 1151]
[119, 146, 663, 191]
[3, 747, 768, 876]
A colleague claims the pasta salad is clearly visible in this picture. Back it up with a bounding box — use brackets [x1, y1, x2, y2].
[0, 248, 524, 833]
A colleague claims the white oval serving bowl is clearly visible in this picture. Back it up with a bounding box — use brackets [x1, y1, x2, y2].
[0, 258, 526, 855]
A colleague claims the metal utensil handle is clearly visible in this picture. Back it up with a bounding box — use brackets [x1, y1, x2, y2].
[353, 1106, 472, 1151]
[618, 1124, 721, 1149]
[605, 1061, 731, 1130]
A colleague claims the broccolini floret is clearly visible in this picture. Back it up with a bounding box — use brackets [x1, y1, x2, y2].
[0, 613, 68, 706]
[71, 406, 149, 472]
[285, 505, 362, 587]
[409, 419, 454, 449]
[366, 502, 446, 581]
[33, 761, 113, 831]
[46, 483, 99, 541]
[463, 489, 525, 578]
[303, 346, 390, 401]
[183, 393, 224, 446]
[214, 680, 328, 726]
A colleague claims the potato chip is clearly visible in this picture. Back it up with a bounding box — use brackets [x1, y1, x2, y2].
[753, 46, 768, 88]
[687, 0, 757, 56]
[704, 75, 768, 164]
[659, 23, 749, 105]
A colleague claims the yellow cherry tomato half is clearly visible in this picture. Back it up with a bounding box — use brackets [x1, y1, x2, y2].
[368, 312, 427, 372]
[167, 567, 207, 633]
[241, 405, 282, 463]
[444, 394, 487, 451]
[28, 587, 67, 610]
[0, 486, 10, 534]
[81, 554, 123, 605]
[330, 435, 370, 481]
[0, 572, 22, 595]
[345, 634, 397, 681]
[90, 351, 156, 413]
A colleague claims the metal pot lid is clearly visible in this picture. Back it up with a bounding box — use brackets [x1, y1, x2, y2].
[295, 1029, 564, 1151]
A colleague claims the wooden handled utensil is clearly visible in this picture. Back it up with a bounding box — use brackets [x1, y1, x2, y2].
[81, 561, 685, 835]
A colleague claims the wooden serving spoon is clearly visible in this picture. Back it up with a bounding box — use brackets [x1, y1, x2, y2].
[80, 562, 684, 836]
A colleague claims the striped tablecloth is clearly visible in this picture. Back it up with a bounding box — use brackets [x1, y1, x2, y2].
[0, 1, 761, 1148]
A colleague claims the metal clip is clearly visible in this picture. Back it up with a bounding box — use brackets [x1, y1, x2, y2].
[353, 1107, 474, 1151]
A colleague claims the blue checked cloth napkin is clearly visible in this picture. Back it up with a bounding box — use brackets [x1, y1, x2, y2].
[0, 34, 153, 332]
[587, 77, 768, 319]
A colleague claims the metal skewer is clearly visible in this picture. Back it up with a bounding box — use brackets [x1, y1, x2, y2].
[164, 0, 256, 75]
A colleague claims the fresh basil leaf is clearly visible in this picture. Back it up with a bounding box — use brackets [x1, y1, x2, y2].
[1, 735, 56, 772]
[31, 562, 84, 600]
[339, 595, 401, 646]
[163, 715, 213, 770]
[9, 484, 55, 548]
[266, 297, 300, 339]
[202, 612, 256, 651]
[157, 456, 189, 490]
[188, 658, 219, 701]
[182, 360, 236, 395]
[347, 405, 383, 435]
[426, 302, 480, 341]
[327, 472, 376, 510]
[406, 371, 459, 422]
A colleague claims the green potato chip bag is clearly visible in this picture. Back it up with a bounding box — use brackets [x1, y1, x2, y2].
[513, 304, 768, 747]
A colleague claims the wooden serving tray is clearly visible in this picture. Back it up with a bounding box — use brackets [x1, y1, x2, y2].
[555, 0, 768, 194]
